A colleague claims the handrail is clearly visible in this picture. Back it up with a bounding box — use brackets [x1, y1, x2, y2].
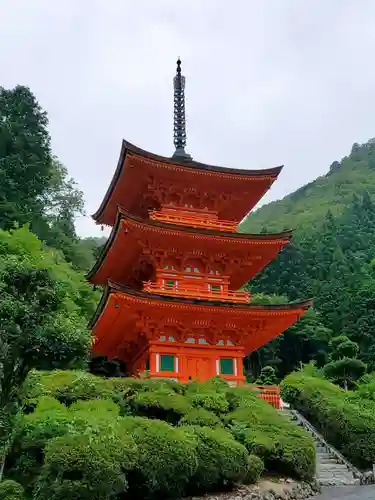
[285, 408, 363, 481]
[143, 282, 250, 303]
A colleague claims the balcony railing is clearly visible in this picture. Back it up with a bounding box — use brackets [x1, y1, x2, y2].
[143, 281, 250, 304]
[149, 209, 237, 232]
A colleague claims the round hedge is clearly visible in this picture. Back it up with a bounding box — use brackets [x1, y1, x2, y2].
[244, 454, 264, 484]
[121, 416, 197, 499]
[9, 397, 71, 492]
[35, 431, 137, 500]
[179, 407, 223, 428]
[128, 390, 192, 424]
[0, 480, 24, 500]
[183, 425, 250, 493]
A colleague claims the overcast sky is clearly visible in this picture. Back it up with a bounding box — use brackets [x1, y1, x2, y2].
[1, 0, 375, 237]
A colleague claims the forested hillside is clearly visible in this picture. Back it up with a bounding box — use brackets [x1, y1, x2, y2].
[241, 139, 375, 234]
[242, 139, 375, 378]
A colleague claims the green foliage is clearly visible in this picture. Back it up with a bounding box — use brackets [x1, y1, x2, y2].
[28, 370, 116, 406]
[225, 388, 315, 481]
[0, 244, 91, 473]
[35, 434, 130, 500]
[183, 425, 250, 493]
[7, 372, 317, 498]
[0, 85, 52, 230]
[8, 397, 71, 492]
[331, 338, 359, 360]
[185, 378, 230, 414]
[188, 392, 229, 414]
[256, 366, 277, 385]
[128, 389, 192, 424]
[121, 416, 197, 499]
[281, 371, 375, 469]
[246, 308, 333, 379]
[241, 139, 375, 234]
[355, 373, 375, 401]
[239, 138, 375, 376]
[179, 408, 223, 428]
[324, 337, 366, 388]
[0, 479, 24, 500]
[323, 358, 366, 388]
[244, 454, 264, 485]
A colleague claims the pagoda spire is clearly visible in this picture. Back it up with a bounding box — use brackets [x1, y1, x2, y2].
[172, 58, 192, 160]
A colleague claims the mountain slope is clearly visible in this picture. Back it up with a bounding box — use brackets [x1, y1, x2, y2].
[240, 139, 375, 233]
[241, 138, 375, 376]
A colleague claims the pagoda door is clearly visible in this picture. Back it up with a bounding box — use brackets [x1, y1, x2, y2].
[187, 356, 213, 381]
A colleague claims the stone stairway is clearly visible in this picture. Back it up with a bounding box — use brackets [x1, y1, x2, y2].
[281, 407, 362, 486]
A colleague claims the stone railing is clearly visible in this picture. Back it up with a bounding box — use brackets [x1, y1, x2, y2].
[286, 408, 364, 482]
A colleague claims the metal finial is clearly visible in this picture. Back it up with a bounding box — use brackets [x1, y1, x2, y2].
[172, 58, 191, 160]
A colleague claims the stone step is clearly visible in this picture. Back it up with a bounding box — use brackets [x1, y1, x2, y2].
[316, 462, 352, 474]
[318, 458, 345, 465]
[279, 409, 361, 486]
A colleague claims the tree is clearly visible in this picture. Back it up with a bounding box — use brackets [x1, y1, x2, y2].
[323, 358, 366, 390]
[0, 86, 53, 229]
[323, 336, 366, 389]
[0, 228, 92, 480]
[255, 366, 277, 385]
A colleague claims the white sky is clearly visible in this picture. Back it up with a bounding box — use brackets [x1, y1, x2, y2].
[1, 0, 375, 237]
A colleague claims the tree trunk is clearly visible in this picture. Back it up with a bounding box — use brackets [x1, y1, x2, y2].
[0, 452, 5, 482]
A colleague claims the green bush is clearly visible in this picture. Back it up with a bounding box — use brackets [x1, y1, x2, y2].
[224, 387, 316, 481]
[8, 396, 129, 495]
[11, 372, 320, 498]
[69, 398, 121, 415]
[281, 371, 375, 469]
[121, 416, 197, 499]
[0, 480, 24, 500]
[244, 454, 264, 484]
[128, 389, 192, 424]
[35, 432, 136, 500]
[185, 379, 230, 414]
[112, 377, 184, 395]
[183, 425, 250, 493]
[354, 373, 375, 401]
[8, 397, 71, 492]
[188, 392, 229, 414]
[27, 370, 115, 405]
[179, 408, 223, 428]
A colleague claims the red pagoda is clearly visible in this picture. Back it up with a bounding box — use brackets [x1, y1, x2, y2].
[88, 60, 311, 385]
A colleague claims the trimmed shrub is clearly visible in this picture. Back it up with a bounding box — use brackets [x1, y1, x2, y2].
[35, 432, 136, 500]
[244, 454, 264, 484]
[8, 397, 71, 492]
[224, 387, 316, 481]
[121, 416, 197, 499]
[183, 426, 250, 493]
[189, 392, 229, 414]
[185, 379, 230, 414]
[179, 408, 223, 428]
[281, 371, 375, 470]
[0, 480, 24, 500]
[26, 370, 115, 405]
[69, 398, 121, 415]
[128, 389, 192, 424]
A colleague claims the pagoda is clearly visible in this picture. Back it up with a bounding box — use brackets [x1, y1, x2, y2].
[88, 60, 311, 385]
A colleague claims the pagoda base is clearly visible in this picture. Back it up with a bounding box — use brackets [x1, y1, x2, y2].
[127, 339, 246, 385]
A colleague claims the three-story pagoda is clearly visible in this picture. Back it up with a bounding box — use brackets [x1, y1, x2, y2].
[88, 60, 311, 384]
